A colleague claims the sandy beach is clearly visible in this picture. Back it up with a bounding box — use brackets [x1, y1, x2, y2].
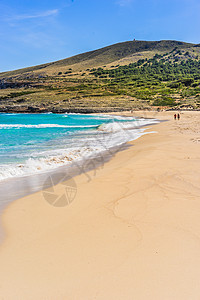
[0, 110, 200, 299]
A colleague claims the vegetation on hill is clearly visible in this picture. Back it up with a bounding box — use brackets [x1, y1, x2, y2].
[0, 40, 200, 112]
[90, 49, 200, 107]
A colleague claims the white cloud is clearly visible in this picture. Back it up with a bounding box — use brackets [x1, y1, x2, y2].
[9, 9, 59, 21]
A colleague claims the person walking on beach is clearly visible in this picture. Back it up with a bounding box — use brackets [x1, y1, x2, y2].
[174, 114, 177, 120]
[177, 113, 180, 120]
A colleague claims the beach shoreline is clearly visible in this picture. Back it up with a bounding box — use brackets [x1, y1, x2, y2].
[0, 111, 158, 242]
[0, 112, 158, 207]
[0, 110, 200, 299]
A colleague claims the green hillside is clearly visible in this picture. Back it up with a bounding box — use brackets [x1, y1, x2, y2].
[0, 40, 200, 112]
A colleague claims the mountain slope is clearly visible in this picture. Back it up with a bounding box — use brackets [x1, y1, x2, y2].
[0, 40, 195, 78]
[0, 39, 200, 113]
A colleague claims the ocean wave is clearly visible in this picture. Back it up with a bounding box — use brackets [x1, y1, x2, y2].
[0, 124, 99, 129]
[0, 114, 159, 181]
[63, 113, 136, 121]
[98, 118, 159, 132]
[63, 114, 111, 120]
[0, 147, 101, 181]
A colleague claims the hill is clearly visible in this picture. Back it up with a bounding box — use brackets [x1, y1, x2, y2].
[0, 40, 195, 78]
[0, 40, 200, 112]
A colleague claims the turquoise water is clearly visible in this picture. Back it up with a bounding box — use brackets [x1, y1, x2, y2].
[0, 113, 157, 180]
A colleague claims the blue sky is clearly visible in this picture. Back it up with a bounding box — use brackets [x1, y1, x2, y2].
[0, 0, 200, 72]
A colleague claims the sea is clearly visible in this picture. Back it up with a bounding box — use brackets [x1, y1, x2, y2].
[0, 113, 158, 182]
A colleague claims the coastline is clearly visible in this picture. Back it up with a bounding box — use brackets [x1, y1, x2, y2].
[0, 107, 200, 114]
[0, 142, 130, 209]
[0, 112, 157, 205]
[0, 110, 200, 299]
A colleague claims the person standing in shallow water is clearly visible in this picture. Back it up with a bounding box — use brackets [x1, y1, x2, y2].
[174, 114, 177, 120]
[177, 113, 180, 120]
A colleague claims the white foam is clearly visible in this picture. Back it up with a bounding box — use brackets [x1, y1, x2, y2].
[0, 147, 101, 181]
[0, 117, 159, 181]
[0, 124, 99, 129]
[98, 119, 159, 132]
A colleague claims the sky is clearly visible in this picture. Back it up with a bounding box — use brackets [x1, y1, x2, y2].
[0, 0, 200, 72]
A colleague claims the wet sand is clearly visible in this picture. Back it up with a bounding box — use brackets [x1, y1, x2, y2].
[0, 111, 200, 299]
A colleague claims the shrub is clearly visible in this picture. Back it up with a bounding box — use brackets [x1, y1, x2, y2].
[181, 78, 194, 86]
[153, 97, 176, 106]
